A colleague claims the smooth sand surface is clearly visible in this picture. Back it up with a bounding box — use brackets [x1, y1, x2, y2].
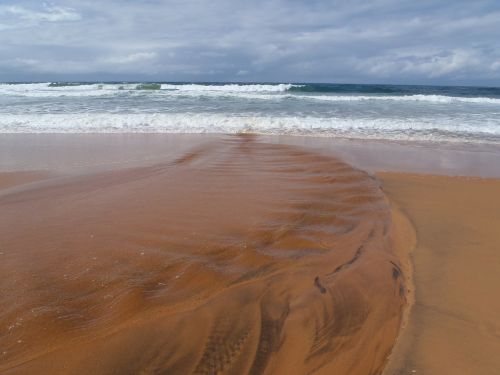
[0, 135, 411, 374]
[380, 173, 500, 375]
[2, 134, 500, 177]
[0, 171, 50, 190]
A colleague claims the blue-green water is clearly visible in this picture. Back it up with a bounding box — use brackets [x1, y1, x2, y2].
[1, 82, 499, 143]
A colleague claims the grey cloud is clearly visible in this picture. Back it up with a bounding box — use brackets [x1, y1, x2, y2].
[0, 4, 80, 23]
[0, 0, 499, 84]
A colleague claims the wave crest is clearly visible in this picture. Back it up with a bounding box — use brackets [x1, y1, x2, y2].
[1, 83, 499, 105]
[2, 113, 499, 143]
[0, 83, 300, 97]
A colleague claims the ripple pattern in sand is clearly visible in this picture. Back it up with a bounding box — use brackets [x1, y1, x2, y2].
[0, 135, 409, 374]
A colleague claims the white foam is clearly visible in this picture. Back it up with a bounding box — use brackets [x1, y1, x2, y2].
[159, 83, 297, 92]
[1, 83, 499, 105]
[0, 83, 124, 97]
[166, 92, 500, 104]
[0, 83, 299, 98]
[1, 113, 498, 143]
[295, 94, 500, 105]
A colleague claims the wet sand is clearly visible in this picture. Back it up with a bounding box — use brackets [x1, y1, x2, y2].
[0, 171, 50, 191]
[1, 134, 499, 374]
[0, 135, 411, 374]
[2, 134, 500, 177]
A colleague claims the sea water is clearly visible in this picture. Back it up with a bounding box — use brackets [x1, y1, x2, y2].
[0, 82, 499, 143]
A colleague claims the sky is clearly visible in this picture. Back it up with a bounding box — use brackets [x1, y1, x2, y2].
[0, 0, 499, 85]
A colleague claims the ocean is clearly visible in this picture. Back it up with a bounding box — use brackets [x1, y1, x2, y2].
[1, 82, 499, 143]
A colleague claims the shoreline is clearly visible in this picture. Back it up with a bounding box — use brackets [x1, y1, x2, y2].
[1, 134, 499, 374]
[2, 133, 500, 177]
[3, 130, 500, 147]
[382, 202, 417, 374]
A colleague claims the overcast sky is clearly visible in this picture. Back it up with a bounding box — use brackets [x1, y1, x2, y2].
[0, 0, 499, 85]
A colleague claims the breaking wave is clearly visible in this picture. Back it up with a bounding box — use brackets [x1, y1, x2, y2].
[1, 113, 499, 143]
[1, 83, 499, 104]
[1, 82, 499, 143]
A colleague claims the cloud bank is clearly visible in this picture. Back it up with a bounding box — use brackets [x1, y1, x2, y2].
[0, 0, 499, 85]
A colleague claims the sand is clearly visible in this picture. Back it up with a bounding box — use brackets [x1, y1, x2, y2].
[1, 134, 499, 374]
[0, 135, 411, 374]
[380, 173, 500, 375]
[0, 171, 50, 190]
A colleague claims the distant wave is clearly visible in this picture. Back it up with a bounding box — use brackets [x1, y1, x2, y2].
[0, 83, 120, 97]
[294, 94, 500, 105]
[288, 83, 500, 99]
[0, 83, 299, 97]
[1, 83, 499, 104]
[1, 113, 499, 144]
[160, 83, 297, 92]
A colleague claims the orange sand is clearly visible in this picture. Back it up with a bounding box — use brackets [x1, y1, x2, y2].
[5, 134, 498, 375]
[0, 135, 411, 374]
[380, 173, 500, 375]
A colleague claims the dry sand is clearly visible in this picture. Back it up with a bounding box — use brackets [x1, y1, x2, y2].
[380, 173, 500, 375]
[1, 134, 499, 374]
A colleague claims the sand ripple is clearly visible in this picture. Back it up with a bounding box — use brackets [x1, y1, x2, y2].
[0, 135, 409, 374]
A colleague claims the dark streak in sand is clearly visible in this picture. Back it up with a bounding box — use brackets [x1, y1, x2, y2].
[314, 276, 327, 294]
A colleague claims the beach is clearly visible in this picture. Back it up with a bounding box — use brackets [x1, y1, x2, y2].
[1, 133, 499, 374]
[381, 173, 500, 375]
[2, 0, 499, 370]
